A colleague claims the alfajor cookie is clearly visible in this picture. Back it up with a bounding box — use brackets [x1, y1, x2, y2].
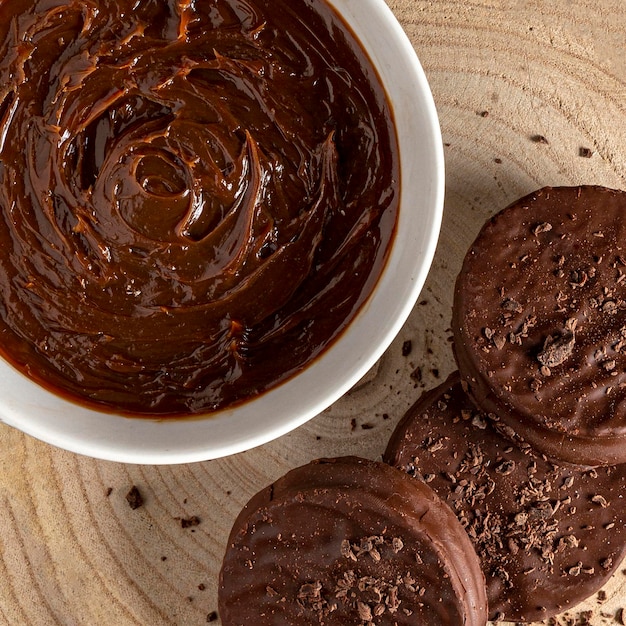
[219, 456, 488, 625]
[385, 372, 626, 622]
[453, 185, 626, 466]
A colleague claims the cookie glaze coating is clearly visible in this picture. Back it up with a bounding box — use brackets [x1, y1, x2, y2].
[0, 0, 398, 415]
[453, 186, 626, 465]
[219, 457, 488, 626]
[385, 373, 626, 622]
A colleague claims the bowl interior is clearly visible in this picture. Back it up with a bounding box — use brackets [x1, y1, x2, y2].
[0, 0, 444, 464]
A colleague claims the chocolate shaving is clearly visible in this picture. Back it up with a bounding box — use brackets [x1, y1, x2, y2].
[298, 581, 323, 603]
[537, 331, 575, 368]
[591, 494, 609, 508]
[533, 222, 553, 236]
[125, 485, 144, 510]
[531, 134, 549, 144]
[357, 601, 372, 621]
[181, 515, 201, 528]
[501, 298, 523, 313]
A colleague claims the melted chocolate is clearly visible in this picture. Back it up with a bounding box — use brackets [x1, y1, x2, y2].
[0, 0, 398, 415]
[219, 457, 488, 625]
[385, 373, 626, 622]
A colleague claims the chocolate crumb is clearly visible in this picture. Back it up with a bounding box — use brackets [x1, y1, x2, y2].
[402, 340, 412, 357]
[531, 134, 549, 144]
[567, 562, 583, 576]
[298, 581, 323, 603]
[493, 334, 506, 350]
[392, 537, 404, 553]
[181, 515, 201, 528]
[125, 486, 144, 510]
[591, 494, 609, 508]
[579, 146, 593, 158]
[207, 611, 218, 622]
[105, 487, 113, 497]
[601, 557, 614, 570]
[537, 331, 575, 368]
[494, 459, 516, 475]
[357, 601, 372, 621]
[341, 539, 357, 561]
[533, 222, 553, 236]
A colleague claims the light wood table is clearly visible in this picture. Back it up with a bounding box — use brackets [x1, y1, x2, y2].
[1, 1, 625, 624]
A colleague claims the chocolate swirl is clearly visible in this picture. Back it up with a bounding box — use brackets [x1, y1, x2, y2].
[0, 0, 398, 414]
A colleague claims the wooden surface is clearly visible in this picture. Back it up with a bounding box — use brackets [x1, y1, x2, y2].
[1, 1, 626, 624]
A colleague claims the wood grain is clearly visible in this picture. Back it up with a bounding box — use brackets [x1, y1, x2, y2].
[1, 1, 626, 624]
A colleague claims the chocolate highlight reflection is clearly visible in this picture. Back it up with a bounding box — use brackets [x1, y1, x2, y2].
[0, 0, 398, 415]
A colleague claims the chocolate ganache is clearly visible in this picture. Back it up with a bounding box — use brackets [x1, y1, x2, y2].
[0, 0, 399, 414]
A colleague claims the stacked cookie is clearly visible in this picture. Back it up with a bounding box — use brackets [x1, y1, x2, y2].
[386, 186, 626, 622]
[219, 186, 626, 625]
[452, 185, 626, 467]
[384, 373, 626, 622]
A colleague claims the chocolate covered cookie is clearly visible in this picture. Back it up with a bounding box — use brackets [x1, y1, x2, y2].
[219, 456, 488, 625]
[384, 373, 626, 622]
[453, 185, 626, 466]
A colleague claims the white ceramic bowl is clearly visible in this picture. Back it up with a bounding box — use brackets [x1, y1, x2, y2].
[0, 0, 444, 464]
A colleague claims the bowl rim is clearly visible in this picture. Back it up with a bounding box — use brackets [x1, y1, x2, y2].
[0, 0, 444, 464]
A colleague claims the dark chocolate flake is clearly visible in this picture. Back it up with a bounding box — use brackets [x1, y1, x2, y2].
[558, 535, 580, 550]
[341, 539, 357, 561]
[125, 486, 144, 510]
[181, 515, 201, 528]
[591, 494, 609, 508]
[298, 581, 323, 602]
[537, 331, 575, 368]
[357, 601, 372, 621]
[494, 459, 516, 475]
[391, 537, 404, 553]
[493, 334, 506, 350]
[533, 222, 553, 236]
[568, 561, 583, 576]
[502, 298, 523, 313]
[531, 134, 549, 144]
